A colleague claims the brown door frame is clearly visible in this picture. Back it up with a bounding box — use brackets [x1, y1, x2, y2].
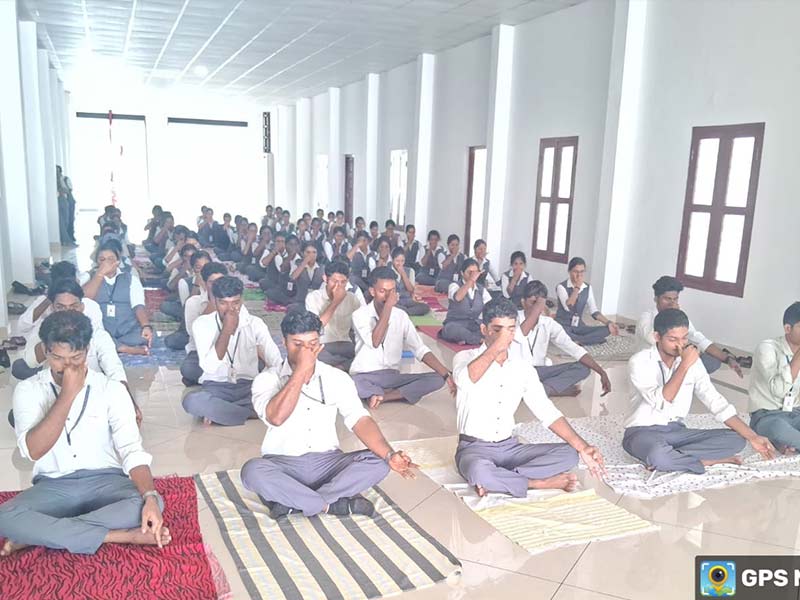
[464, 145, 486, 251]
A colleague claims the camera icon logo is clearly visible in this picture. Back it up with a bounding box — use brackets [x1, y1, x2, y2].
[700, 561, 736, 597]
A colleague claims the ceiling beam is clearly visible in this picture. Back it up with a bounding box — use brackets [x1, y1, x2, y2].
[145, 0, 191, 86]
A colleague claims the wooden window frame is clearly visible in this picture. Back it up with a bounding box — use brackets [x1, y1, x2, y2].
[676, 122, 765, 297]
[464, 145, 486, 251]
[531, 136, 578, 263]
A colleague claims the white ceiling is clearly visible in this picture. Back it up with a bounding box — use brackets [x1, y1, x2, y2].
[22, 0, 585, 104]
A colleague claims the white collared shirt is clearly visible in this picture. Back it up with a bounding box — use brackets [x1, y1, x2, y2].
[350, 303, 431, 374]
[447, 282, 491, 303]
[184, 291, 209, 352]
[749, 336, 800, 412]
[104, 269, 145, 308]
[626, 346, 736, 428]
[23, 327, 126, 382]
[305, 288, 362, 344]
[453, 346, 563, 442]
[513, 311, 587, 367]
[252, 360, 369, 456]
[16, 296, 105, 339]
[500, 271, 531, 298]
[178, 274, 201, 306]
[556, 282, 599, 316]
[636, 308, 713, 353]
[192, 305, 282, 383]
[13, 369, 151, 479]
[474, 256, 500, 289]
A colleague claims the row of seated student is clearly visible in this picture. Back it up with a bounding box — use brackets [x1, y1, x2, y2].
[1, 200, 795, 558]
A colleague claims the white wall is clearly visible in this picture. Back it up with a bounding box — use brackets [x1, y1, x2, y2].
[502, 0, 615, 291]
[617, 0, 800, 350]
[341, 79, 367, 219]
[428, 35, 491, 243]
[311, 91, 330, 212]
[378, 61, 417, 223]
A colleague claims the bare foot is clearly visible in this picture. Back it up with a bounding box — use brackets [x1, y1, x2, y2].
[779, 445, 796, 456]
[368, 395, 384, 409]
[202, 417, 213, 426]
[475, 484, 487, 497]
[0, 540, 30, 556]
[529, 472, 578, 492]
[110, 527, 172, 547]
[119, 345, 149, 356]
[549, 385, 581, 397]
[701, 456, 743, 467]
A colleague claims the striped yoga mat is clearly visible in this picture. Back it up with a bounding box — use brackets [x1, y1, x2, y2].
[195, 470, 461, 600]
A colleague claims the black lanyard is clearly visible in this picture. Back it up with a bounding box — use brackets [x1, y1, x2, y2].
[301, 377, 326, 404]
[658, 362, 668, 386]
[216, 315, 242, 367]
[51, 383, 91, 446]
[527, 328, 540, 356]
[106, 275, 120, 305]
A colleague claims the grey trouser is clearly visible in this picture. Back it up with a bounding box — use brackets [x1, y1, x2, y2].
[536, 362, 591, 395]
[562, 323, 609, 346]
[415, 271, 437, 286]
[160, 299, 183, 321]
[434, 278, 454, 294]
[441, 320, 482, 346]
[351, 369, 444, 404]
[622, 421, 746, 474]
[0, 468, 163, 555]
[241, 449, 389, 517]
[455, 437, 579, 497]
[164, 328, 190, 350]
[398, 301, 430, 317]
[318, 341, 355, 371]
[182, 379, 256, 425]
[180, 350, 202, 386]
[751, 408, 800, 450]
[701, 353, 722, 375]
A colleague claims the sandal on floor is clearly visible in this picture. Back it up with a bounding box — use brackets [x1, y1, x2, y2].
[0, 341, 19, 351]
[9, 337, 25, 346]
[7, 302, 25, 315]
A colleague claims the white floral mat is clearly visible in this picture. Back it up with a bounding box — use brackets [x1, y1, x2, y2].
[514, 414, 800, 499]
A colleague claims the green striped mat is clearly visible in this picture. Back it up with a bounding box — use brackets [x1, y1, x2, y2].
[409, 314, 443, 327]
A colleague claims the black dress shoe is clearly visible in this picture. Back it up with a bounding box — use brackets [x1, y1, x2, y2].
[0, 350, 10, 369]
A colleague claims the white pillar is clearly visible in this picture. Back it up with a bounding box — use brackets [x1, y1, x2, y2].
[364, 73, 380, 222]
[18, 21, 51, 259]
[295, 97, 312, 217]
[50, 70, 64, 169]
[275, 104, 296, 209]
[56, 80, 69, 174]
[328, 87, 342, 212]
[0, 1, 36, 283]
[594, 0, 647, 315]
[63, 91, 72, 173]
[38, 50, 59, 245]
[484, 24, 515, 261]
[411, 53, 435, 233]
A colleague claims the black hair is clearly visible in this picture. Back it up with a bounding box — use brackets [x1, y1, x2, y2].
[302, 212, 311, 219]
[212, 276, 244, 300]
[473, 238, 486, 250]
[173, 225, 190, 238]
[652, 275, 684, 297]
[332, 226, 346, 237]
[316, 208, 324, 214]
[355, 216, 365, 225]
[405, 224, 415, 232]
[460, 258, 478, 273]
[523, 280, 548, 299]
[510, 250, 526, 265]
[47, 278, 84, 302]
[369, 220, 379, 229]
[98, 241, 121, 259]
[274, 231, 287, 241]
[190, 250, 211, 268]
[355, 230, 371, 241]
[376, 236, 391, 250]
[385, 219, 396, 227]
[285, 234, 299, 245]
[260, 225, 270, 235]
[201, 261, 228, 282]
[447, 234, 460, 245]
[180, 243, 198, 258]
[161, 211, 174, 221]
[568, 257, 586, 271]
[653, 308, 690, 336]
[391, 246, 405, 259]
[296, 218, 306, 226]
[301, 241, 318, 254]
[482, 298, 518, 325]
[427, 229, 440, 241]
[186, 231, 199, 241]
[783, 302, 800, 327]
[327, 211, 335, 217]
[39, 310, 93, 352]
[311, 217, 322, 226]
[223, 212, 231, 219]
[152, 205, 163, 213]
[50, 260, 77, 282]
[324, 260, 350, 278]
[335, 210, 344, 217]
[369, 266, 396, 286]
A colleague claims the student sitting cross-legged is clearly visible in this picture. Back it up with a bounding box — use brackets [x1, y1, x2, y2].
[748, 302, 800, 454]
[624, 309, 775, 473]
[637, 275, 743, 377]
[305, 260, 365, 372]
[241, 310, 417, 520]
[434, 234, 466, 294]
[390, 247, 430, 316]
[0, 311, 170, 556]
[415, 230, 444, 286]
[440, 258, 492, 346]
[514, 280, 611, 397]
[452, 298, 606, 497]
[182, 276, 282, 426]
[555, 257, 618, 346]
[350, 267, 454, 409]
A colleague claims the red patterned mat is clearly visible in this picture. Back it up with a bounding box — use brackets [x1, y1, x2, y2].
[144, 288, 170, 313]
[419, 295, 448, 313]
[417, 325, 480, 352]
[263, 299, 288, 313]
[0, 476, 227, 600]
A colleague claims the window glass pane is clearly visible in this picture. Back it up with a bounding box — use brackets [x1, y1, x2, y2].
[540, 147, 554, 197]
[558, 146, 574, 198]
[684, 211, 710, 277]
[553, 203, 570, 254]
[536, 202, 550, 251]
[726, 137, 755, 208]
[715, 214, 745, 283]
[693, 138, 719, 206]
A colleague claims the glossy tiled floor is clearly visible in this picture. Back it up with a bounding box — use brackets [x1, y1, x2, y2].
[1, 214, 795, 599]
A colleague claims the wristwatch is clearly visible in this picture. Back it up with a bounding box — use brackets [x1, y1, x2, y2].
[442, 371, 452, 381]
[142, 490, 162, 503]
[384, 449, 398, 463]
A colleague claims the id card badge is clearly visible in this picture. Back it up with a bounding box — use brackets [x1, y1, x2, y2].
[251, 257, 257, 265]
[106, 304, 116, 318]
[571, 314, 580, 328]
[228, 367, 237, 383]
[362, 268, 368, 278]
[453, 273, 459, 282]
[287, 281, 294, 291]
[429, 268, 435, 276]
[783, 390, 795, 412]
